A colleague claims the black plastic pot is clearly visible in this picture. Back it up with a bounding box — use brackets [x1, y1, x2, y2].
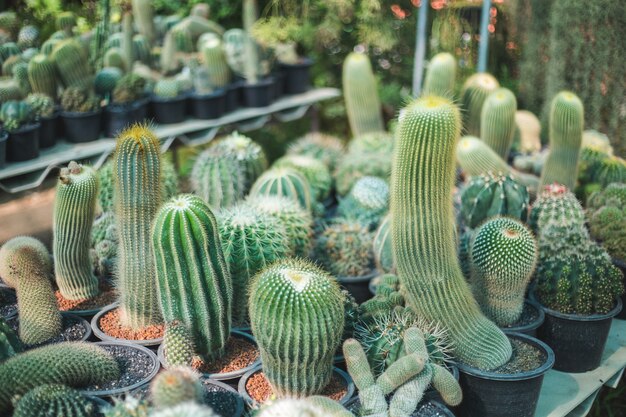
[151, 94, 188, 124]
[61, 110, 102, 143]
[104, 102, 143, 137]
[190, 89, 226, 120]
[613, 258, 626, 320]
[0, 131, 7, 168]
[39, 112, 59, 148]
[338, 269, 379, 304]
[242, 77, 275, 108]
[280, 58, 313, 94]
[272, 70, 286, 99]
[501, 300, 545, 338]
[225, 82, 242, 112]
[532, 292, 622, 373]
[346, 397, 456, 417]
[454, 333, 554, 417]
[6, 122, 40, 162]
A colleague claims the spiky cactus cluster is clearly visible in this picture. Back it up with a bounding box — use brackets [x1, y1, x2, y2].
[114, 125, 163, 329]
[24, 93, 54, 119]
[153, 195, 232, 360]
[150, 367, 204, 408]
[391, 95, 511, 370]
[460, 73, 500, 136]
[480, 88, 517, 160]
[460, 172, 529, 229]
[249, 259, 344, 398]
[315, 219, 374, 278]
[287, 133, 345, 172]
[0, 342, 120, 413]
[274, 155, 332, 202]
[0, 236, 61, 345]
[211, 132, 268, 191]
[422, 52, 456, 98]
[162, 321, 195, 368]
[373, 215, 394, 273]
[250, 168, 313, 212]
[529, 184, 585, 233]
[338, 176, 389, 229]
[112, 73, 147, 104]
[0, 317, 22, 361]
[53, 162, 100, 300]
[0, 100, 33, 131]
[13, 384, 96, 417]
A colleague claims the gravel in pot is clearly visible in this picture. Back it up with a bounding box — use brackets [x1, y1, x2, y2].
[55, 279, 117, 318]
[91, 302, 164, 346]
[8, 313, 92, 346]
[346, 397, 456, 417]
[0, 287, 17, 320]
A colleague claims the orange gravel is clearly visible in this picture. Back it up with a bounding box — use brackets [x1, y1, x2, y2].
[98, 308, 165, 340]
[246, 371, 347, 403]
[56, 283, 117, 312]
[193, 336, 259, 374]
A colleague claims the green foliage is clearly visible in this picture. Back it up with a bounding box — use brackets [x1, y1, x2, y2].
[287, 132, 345, 172]
[529, 183, 585, 233]
[13, 384, 96, 417]
[0, 317, 23, 362]
[343, 52, 384, 137]
[190, 151, 245, 209]
[112, 73, 147, 104]
[274, 154, 331, 202]
[481, 88, 517, 160]
[422, 52, 456, 98]
[249, 258, 344, 397]
[50, 39, 91, 89]
[460, 73, 500, 136]
[338, 176, 389, 229]
[391, 95, 511, 370]
[315, 219, 373, 278]
[373, 215, 394, 274]
[250, 167, 313, 212]
[60, 87, 99, 113]
[162, 321, 195, 368]
[150, 367, 203, 409]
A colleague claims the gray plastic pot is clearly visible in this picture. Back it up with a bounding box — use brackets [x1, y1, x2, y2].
[156, 329, 260, 381]
[238, 365, 355, 408]
[346, 397, 456, 417]
[9, 312, 92, 345]
[91, 302, 163, 347]
[338, 269, 379, 304]
[500, 300, 545, 338]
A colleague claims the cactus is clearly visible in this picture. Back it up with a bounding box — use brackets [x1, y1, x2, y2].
[274, 155, 332, 201]
[0, 236, 61, 345]
[51, 40, 92, 89]
[24, 93, 54, 119]
[373, 215, 394, 273]
[360, 274, 405, 322]
[460, 172, 529, 229]
[0, 78, 23, 103]
[95, 66, 123, 97]
[190, 151, 246, 209]
[41, 38, 63, 56]
[391, 95, 511, 370]
[211, 132, 268, 191]
[12, 62, 30, 96]
[0, 42, 20, 62]
[56, 12, 76, 36]
[104, 396, 149, 417]
[335, 151, 392, 197]
[154, 78, 180, 99]
[162, 321, 195, 368]
[250, 168, 313, 212]
[112, 73, 146, 105]
[60, 87, 100, 113]
[342, 52, 384, 136]
[540, 91, 584, 190]
[256, 398, 352, 417]
[133, 35, 152, 66]
[315, 219, 374, 278]
[249, 258, 344, 398]
[200, 34, 231, 88]
[460, 73, 500, 136]
[132, 0, 155, 46]
[586, 183, 626, 261]
[287, 133, 345, 172]
[53, 162, 100, 300]
[222, 28, 269, 82]
[153, 195, 231, 360]
[13, 384, 96, 417]
[0, 100, 33, 132]
[114, 124, 162, 329]
[470, 218, 538, 326]
[2, 54, 23, 77]
[151, 403, 219, 417]
[592, 156, 626, 188]
[0, 317, 23, 361]
[422, 52, 456, 98]
[160, 31, 179, 75]
[338, 176, 389, 229]
[150, 367, 204, 408]
[217, 203, 289, 325]
[529, 184, 585, 233]
[0, 342, 120, 413]
[104, 47, 127, 72]
[347, 132, 394, 155]
[0, 12, 19, 39]
[481, 88, 517, 160]
[17, 25, 39, 50]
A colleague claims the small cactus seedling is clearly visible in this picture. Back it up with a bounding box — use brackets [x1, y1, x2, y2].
[150, 367, 204, 408]
[150, 402, 219, 417]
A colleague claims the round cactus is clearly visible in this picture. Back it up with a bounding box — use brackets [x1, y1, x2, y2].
[27, 54, 58, 99]
[162, 321, 195, 368]
[346, 131, 394, 155]
[150, 367, 204, 408]
[334, 151, 392, 197]
[287, 133, 345, 172]
[373, 214, 394, 273]
[151, 402, 219, 417]
[95, 67, 123, 97]
[249, 259, 345, 398]
[191, 151, 246, 209]
[274, 155, 332, 201]
[460, 72, 500, 136]
[13, 384, 96, 417]
[422, 52, 457, 98]
[315, 219, 374, 278]
[17, 25, 39, 49]
[529, 183, 585, 233]
[338, 176, 389, 229]
[250, 167, 313, 212]
[480, 88, 518, 160]
[210, 132, 268, 191]
[154, 78, 180, 99]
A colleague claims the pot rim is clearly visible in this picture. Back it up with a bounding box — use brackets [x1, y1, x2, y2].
[344, 396, 455, 417]
[501, 299, 545, 334]
[150, 93, 189, 103]
[190, 88, 226, 99]
[278, 57, 314, 68]
[243, 77, 275, 88]
[6, 122, 41, 134]
[338, 269, 380, 284]
[454, 332, 555, 381]
[529, 289, 623, 321]
[90, 302, 164, 346]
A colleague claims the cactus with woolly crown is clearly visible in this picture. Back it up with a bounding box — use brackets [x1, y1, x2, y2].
[153, 195, 232, 360]
[422, 52, 456, 98]
[391, 95, 511, 370]
[460, 172, 529, 229]
[481, 88, 517, 160]
[338, 176, 389, 229]
[51, 40, 92, 88]
[315, 219, 374, 278]
[217, 203, 289, 325]
[250, 167, 313, 212]
[249, 259, 344, 398]
[274, 154, 332, 201]
[200, 34, 231, 88]
[287, 133, 345, 172]
[0, 342, 120, 413]
[0, 316, 23, 361]
[470, 217, 538, 326]
[460, 73, 500, 136]
[343, 52, 384, 136]
[13, 384, 96, 417]
[190, 151, 246, 209]
[53, 162, 100, 300]
[114, 124, 162, 329]
[151, 403, 219, 417]
[373, 215, 394, 273]
[540, 92, 584, 190]
[529, 183, 585, 233]
[0, 236, 61, 345]
[211, 132, 267, 191]
[150, 367, 204, 408]
[162, 321, 195, 368]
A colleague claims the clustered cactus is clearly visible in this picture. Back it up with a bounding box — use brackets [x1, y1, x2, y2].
[586, 183, 626, 261]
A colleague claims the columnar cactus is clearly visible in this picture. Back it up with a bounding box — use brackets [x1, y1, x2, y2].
[153, 195, 232, 360]
[422, 52, 456, 98]
[540, 91, 584, 190]
[342, 52, 385, 136]
[470, 218, 538, 326]
[250, 168, 313, 212]
[274, 155, 332, 201]
[211, 133, 268, 191]
[190, 151, 246, 209]
[50, 40, 91, 88]
[338, 176, 389, 229]
[0, 317, 22, 361]
[0, 236, 61, 345]
[132, 0, 155, 45]
[391, 95, 511, 370]
[200, 35, 231, 88]
[0, 342, 120, 413]
[13, 384, 96, 417]
[481, 88, 517, 160]
[56, 12, 76, 36]
[460, 172, 529, 229]
[529, 184, 585, 233]
[460, 73, 500, 136]
[53, 162, 100, 300]
[249, 259, 345, 398]
[27, 54, 57, 99]
[315, 219, 373, 278]
[287, 133, 345, 172]
[104, 48, 127, 72]
[150, 367, 204, 408]
[373, 215, 394, 273]
[162, 321, 195, 368]
[114, 125, 162, 329]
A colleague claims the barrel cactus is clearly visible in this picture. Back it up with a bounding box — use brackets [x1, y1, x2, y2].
[422, 52, 456, 98]
[162, 321, 195, 368]
[274, 155, 332, 201]
[287, 133, 345, 172]
[211, 132, 267, 191]
[154, 78, 180, 99]
[480, 88, 517, 160]
[529, 184, 585, 233]
[13, 384, 96, 417]
[249, 259, 344, 398]
[27, 54, 57, 99]
[150, 367, 204, 408]
[460, 72, 500, 136]
[373, 215, 394, 273]
[250, 168, 313, 212]
[190, 151, 246, 209]
[338, 176, 389, 229]
[50, 39, 91, 88]
[343, 52, 384, 137]
[315, 219, 374, 278]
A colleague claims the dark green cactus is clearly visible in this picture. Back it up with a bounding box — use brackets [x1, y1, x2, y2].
[315, 219, 374, 278]
[480, 88, 517, 160]
[391, 95, 511, 370]
[95, 67, 123, 97]
[163, 321, 195, 368]
[0, 78, 23, 103]
[342, 52, 384, 136]
[51, 40, 92, 88]
[287, 133, 345, 172]
[338, 176, 389, 229]
[13, 384, 97, 417]
[460, 73, 500, 136]
[373, 215, 394, 273]
[12, 62, 31, 96]
[0, 100, 33, 132]
[250, 167, 313, 212]
[249, 258, 345, 398]
[190, 151, 246, 209]
[0, 342, 120, 413]
[422, 52, 456, 98]
[0, 317, 23, 362]
[150, 367, 203, 408]
[586, 183, 626, 261]
[529, 184, 585, 233]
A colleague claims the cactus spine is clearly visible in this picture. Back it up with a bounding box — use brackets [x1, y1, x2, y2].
[391, 96, 511, 370]
[540, 91, 584, 190]
[53, 162, 100, 300]
[27, 54, 57, 99]
[481, 88, 517, 160]
[153, 195, 232, 360]
[13, 384, 96, 417]
[162, 321, 195, 368]
[343, 52, 385, 136]
[50, 40, 91, 88]
[460, 73, 500, 136]
[114, 125, 162, 329]
[423, 52, 457, 98]
[249, 259, 344, 398]
[373, 215, 394, 273]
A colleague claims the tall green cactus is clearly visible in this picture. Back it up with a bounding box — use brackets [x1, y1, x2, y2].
[50, 39, 91, 88]
[391, 96, 511, 370]
[13, 384, 96, 417]
[460, 73, 500, 136]
[249, 259, 344, 398]
[540, 91, 584, 190]
[481, 88, 517, 160]
[53, 162, 100, 300]
[114, 125, 162, 329]
[153, 195, 232, 360]
[250, 168, 313, 212]
[343, 52, 385, 137]
[470, 217, 538, 326]
[422, 52, 456, 98]
[0, 236, 62, 345]
[200, 35, 231, 88]
[132, 0, 155, 46]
